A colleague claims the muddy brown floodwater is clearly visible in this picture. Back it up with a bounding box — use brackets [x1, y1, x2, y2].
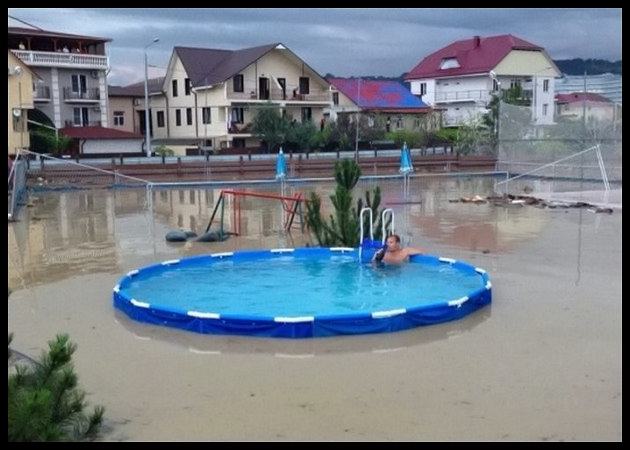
[8, 175, 621, 441]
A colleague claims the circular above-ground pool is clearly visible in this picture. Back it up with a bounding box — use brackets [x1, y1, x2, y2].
[113, 247, 491, 338]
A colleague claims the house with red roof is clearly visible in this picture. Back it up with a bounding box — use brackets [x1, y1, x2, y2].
[136, 43, 334, 155]
[326, 78, 439, 133]
[555, 92, 619, 123]
[405, 34, 560, 127]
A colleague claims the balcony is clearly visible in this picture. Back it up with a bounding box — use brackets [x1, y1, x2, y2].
[64, 120, 102, 128]
[63, 87, 100, 102]
[227, 84, 331, 103]
[33, 86, 51, 102]
[435, 90, 492, 103]
[11, 49, 108, 70]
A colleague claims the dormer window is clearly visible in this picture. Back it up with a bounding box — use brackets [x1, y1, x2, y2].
[440, 58, 460, 70]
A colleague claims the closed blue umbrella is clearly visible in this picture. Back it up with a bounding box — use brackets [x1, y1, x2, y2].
[399, 142, 413, 174]
[275, 147, 287, 180]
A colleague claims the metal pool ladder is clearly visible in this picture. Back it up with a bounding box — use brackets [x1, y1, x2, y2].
[359, 207, 395, 261]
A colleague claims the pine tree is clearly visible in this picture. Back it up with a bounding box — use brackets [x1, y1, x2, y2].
[8, 334, 105, 442]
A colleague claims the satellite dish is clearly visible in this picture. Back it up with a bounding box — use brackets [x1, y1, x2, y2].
[14, 66, 22, 75]
[12, 108, 21, 118]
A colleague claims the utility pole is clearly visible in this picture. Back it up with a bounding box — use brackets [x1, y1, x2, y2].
[355, 78, 360, 162]
[582, 70, 587, 147]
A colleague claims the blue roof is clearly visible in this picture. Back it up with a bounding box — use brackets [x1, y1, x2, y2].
[328, 78, 429, 111]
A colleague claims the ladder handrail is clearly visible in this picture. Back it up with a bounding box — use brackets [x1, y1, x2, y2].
[381, 208, 394, 244]
[359, 207, 373, 245]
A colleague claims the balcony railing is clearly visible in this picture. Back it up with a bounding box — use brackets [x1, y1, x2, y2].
[227, 85, 330, 102]
[435, 90, 492, 103]
[63, 87, 100, 101]
[11, 49, 108, 70]
[33, 86, 51, 100]
[227, 122, 253, 134]
[64, 120, 102, 128]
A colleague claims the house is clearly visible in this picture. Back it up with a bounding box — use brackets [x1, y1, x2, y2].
[108, 78, 164, 135]
[555, 92, 620, 123]
[136, 43, 334, 155]
[326, 78, 438, 132]
[60, 126, 144, 156]
[8, 51, 37, 156]
[405, 34, 561, 127]
[8, 26, 112, 130]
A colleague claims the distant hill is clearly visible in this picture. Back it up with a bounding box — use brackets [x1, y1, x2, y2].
[324, 73, 410, 84]
[553, 59, 621, 75]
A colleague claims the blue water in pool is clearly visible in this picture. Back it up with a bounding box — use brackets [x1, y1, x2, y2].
[122, 255, 484, 317]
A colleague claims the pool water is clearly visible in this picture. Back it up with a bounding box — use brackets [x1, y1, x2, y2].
[121, 254, 485, 317]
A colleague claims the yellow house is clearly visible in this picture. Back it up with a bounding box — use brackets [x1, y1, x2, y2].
[8, 51, 37, 156]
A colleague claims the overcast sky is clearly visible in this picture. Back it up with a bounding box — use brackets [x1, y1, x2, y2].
[8, 8, 622, 86]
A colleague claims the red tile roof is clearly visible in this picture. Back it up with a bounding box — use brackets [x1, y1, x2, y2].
[405, 34, 543, 80]
[555, 92, 612, 104]
[61, 127, 143, 140]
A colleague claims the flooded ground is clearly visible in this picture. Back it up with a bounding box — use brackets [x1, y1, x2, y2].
[8, 174, 621, 441]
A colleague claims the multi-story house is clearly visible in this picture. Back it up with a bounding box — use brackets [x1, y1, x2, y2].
[108, 78, 164, 135]
[326, 78, 438, 132]
[8, 26, 111, 130]
[8, 51, 37, 155]
[405, 34, 561, 127]
[138, 43, 333, 155]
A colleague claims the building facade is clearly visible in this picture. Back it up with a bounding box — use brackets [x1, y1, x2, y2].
[135, 43, 333, 155]
[8, 51, 36, 155]
[8, 26, 111, 130]
[405, 34, 561, 127]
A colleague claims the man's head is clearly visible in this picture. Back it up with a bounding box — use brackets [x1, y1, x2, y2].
[385, 234, 401, 251]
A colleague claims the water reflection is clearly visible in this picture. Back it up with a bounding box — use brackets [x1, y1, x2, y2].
[9, 176, 555, 289]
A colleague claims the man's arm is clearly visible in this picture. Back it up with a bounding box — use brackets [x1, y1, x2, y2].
[404, 247, 424, 256]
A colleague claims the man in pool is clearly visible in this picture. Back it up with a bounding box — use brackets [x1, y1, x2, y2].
[372, 234, 424, 264]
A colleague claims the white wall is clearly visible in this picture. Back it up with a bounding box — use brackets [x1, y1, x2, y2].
[409, 79, 436, 105]
[82, 139, 143, 154]
[532, 76, 555, 125]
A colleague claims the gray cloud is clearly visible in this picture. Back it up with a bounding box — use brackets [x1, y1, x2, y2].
[8, 8, 621, 86]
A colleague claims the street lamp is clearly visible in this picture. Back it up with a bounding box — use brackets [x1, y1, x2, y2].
[144, 37, 159, 157]
[489, 71, 501, 138]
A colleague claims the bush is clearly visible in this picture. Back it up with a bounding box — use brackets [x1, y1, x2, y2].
[385, 130, 426, 149]
[8, 334, 105, 441]
[155, 145, 175, 157]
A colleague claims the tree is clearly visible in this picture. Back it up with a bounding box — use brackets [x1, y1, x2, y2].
[286, 120, 318, 151]
[31, 130, 72, 156]
[251, 105, 289, 153]
[154, 145, 175, 157]
[8, 334, 105, 442]
[305, 159, 390, 247]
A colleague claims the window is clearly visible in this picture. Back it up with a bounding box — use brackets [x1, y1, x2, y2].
[510, 78, 521, 89]
[172, 79, 178, 97]
[157, 111, 165, 128]
[542, 103, 548, 116]
[231, 107, 244, 124]
[175, 109, 182, 126]
[299, 77, 310, 94]
[492, 79, 499, 91]
[439, 58, 460, 69]
[395, 117, 403, 129]
[202, 107, 211, 124]
[73, 107, 89, 126]
[233, 74, 244, 93]
[278, 78, 286, 99]
[419, 82, 427, 96]
[186, 108, 193, 125]
[189, 190, 195, 204]
[71, 74, 87, 93]
[301, 107, 312, 123]
[333, 92, 339, 106]
[113, 111, 125, 126]
[185, 78, 191, 95]
[543, 79, 549, 93]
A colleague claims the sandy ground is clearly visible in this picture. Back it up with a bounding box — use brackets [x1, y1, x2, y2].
[8, 175, 621, 441]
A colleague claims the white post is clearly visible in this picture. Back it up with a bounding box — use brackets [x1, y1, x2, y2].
[144, 38, 159, 157]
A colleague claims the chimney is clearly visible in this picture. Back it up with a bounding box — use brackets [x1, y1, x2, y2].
[473, 36, 481, 47]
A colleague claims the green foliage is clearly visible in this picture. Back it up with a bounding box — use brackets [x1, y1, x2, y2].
[455, 119, 493, 155]
[31, 130, 72, 156]
[8, 334, 105, 442]
[431, 128, 459, 144]
[286, 120, 318, 151]
[154, 145, 175, 157]
[305, 159, 362, 247]
[385, 130, 426, 149]
[251, 104, 289, 153]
